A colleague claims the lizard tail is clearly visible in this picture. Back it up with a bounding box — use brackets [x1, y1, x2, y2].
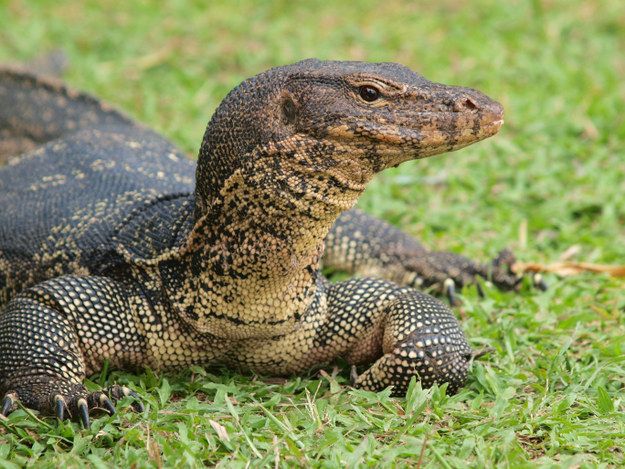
[0, 63, 135, 165]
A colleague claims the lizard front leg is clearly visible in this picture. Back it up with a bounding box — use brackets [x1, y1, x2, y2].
[324, 209, 538, 303]
[228, 278, 472, 396]
[0, 275, 188, 426]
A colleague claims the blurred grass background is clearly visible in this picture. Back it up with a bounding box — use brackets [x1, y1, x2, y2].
[1, 0, 625, 466]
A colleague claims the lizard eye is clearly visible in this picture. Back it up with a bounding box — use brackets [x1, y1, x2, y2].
[359, 85, 380, 102]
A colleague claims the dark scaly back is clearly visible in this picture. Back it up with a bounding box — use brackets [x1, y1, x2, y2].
[0, 67, 137, 163]
[0, 68, 197, 304]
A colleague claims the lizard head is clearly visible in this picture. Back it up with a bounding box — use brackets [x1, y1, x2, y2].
[277, 59, 504, 171]
[196, 59, 503, 213]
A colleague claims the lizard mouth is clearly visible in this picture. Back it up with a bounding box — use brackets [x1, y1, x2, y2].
[349, 110, 503, 167]
[324, 93, 504, 167]
[355, 111, 504, 155]
[483, 118, 505, 136]
[412, 103, 505, 156]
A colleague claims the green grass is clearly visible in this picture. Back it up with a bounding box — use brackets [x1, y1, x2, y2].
[1, 0, 625, 466]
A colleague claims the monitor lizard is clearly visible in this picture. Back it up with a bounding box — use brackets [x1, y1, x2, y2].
[0, 59, 522, 427]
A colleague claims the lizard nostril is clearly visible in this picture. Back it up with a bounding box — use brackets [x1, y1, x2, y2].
[452, 97, 479, 112]
[462, 98, 477, 110]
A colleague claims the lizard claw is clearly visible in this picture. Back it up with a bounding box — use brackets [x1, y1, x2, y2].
[130, 394, 144, 413]
[475, 280, 485, 298]
[99, 394, 116, 416]
[1, 392, 16, 416]
[349, 365, 359, 386]
[1, 381, 141, 425]
[533, 273, 548, 291]
[106, 385, 144, 413]
[86, 391, 117, 416]
[54, 395, 68, 420]
[409, 274, 424, 288]
[77, 398, 90, 428]
[444, 278, 459, 306]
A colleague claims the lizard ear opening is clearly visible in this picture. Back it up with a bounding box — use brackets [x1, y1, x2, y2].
[281, 96, 297, 124]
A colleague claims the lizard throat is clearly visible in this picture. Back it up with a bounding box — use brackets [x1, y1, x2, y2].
[169, 152, 368, 339]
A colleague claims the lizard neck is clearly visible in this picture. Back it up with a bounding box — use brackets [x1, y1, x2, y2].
[171, 139, 372, 339]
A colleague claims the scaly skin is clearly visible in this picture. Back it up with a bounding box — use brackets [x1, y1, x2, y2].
[0, 59, 511, 427]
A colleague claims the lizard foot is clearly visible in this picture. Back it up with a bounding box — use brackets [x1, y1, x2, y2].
[405, 248, 546, 305]
[351, 340, 472, 396]
[491, 248, 548, 291]
[1, 380, 143, 428]
[351, 319, 473, 396]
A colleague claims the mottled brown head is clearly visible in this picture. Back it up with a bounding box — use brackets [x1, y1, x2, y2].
[277, 59, 503, 164]
[196, 59, 503, 214]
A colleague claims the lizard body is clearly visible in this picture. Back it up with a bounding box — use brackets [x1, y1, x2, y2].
[0, 59, 514, 426]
